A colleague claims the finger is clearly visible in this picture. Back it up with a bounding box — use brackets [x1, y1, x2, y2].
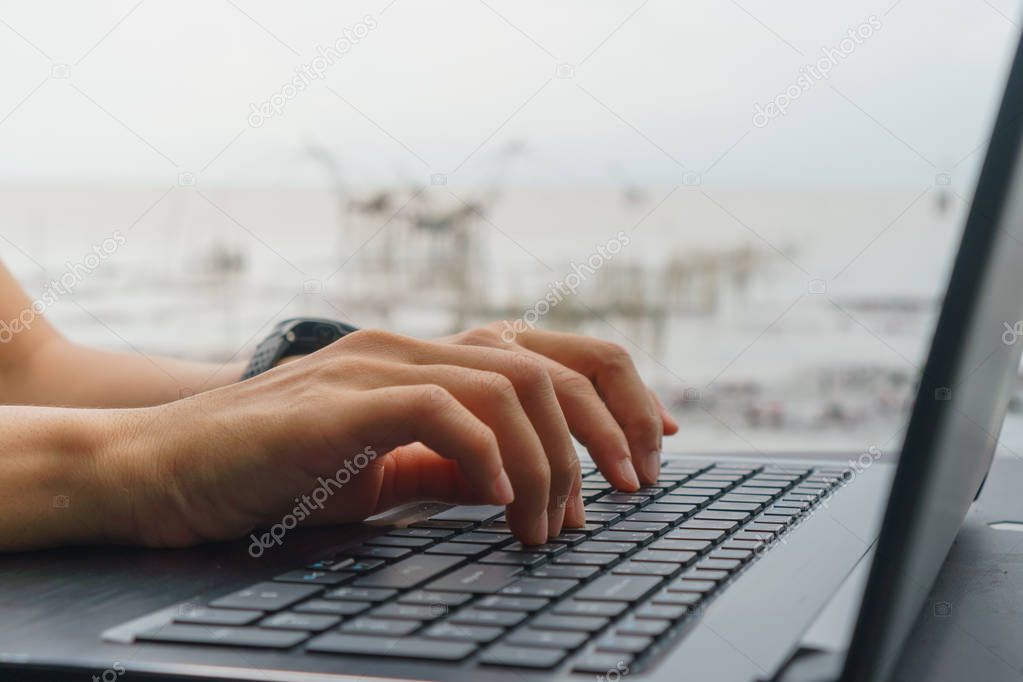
[372, 445, 495, 511]
[648, 387, 679, 434]
[513, 329, 664, 484]
[344, 384, 514, 507]
[403, 345, 580, 541]
[521, 352, 640, 491]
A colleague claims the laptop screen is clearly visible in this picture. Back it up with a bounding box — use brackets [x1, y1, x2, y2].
[841, 30, 1023, 682]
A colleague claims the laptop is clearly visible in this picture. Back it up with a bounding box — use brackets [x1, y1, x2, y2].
[3, 28, 1023, 682]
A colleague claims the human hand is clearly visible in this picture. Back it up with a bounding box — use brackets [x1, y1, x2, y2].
[116, 324, 677, 549]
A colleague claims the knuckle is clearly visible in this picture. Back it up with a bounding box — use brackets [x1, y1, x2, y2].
[415, 384, 457, 416]
[471, 370, 517, 402]
[523, 459, 552, 491]
[343, 328, 402, 349]
[559, 369, 595, 396]
[600, 342, 633, 368]
[624, 411, 661, 439]
[459, 326, 501, 347]
[504, 353, 549, 388]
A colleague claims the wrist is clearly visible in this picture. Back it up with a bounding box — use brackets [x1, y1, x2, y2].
[0, 407, 139, 551]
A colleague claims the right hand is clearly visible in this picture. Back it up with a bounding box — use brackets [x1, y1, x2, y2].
[112, 327, 676, 549]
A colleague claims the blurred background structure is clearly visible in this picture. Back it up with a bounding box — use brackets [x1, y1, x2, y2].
[1, 0, 1021, 452]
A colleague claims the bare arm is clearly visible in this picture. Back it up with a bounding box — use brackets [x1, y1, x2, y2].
[0, 262, 244, 407]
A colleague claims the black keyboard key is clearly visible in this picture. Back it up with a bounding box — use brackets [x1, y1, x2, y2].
[500, 577, 578, 598]
[366, 535, 434, 549]
[477, 595, 548, 611]
[652, 590, 702, 606]
[480, 644, 568, 669]
[427, 563, 522, 594]
[596, 633, 653, 654]
[636, 603, 688, 620]
[450, 531, 509, 545]
[709, 501, 760, 512]
[138, 624, 308, 649]
[630, 511, 683, 524]
[274, 570, 352, 586]
[670, 579, 717, 594]
[353, 554, 464, 590]
[429, 505, 503, 523]
[747, 522, 786, 534]
[694, 510, 750, 522]
[410, 519, 474, 530]
[574, 575, 661, 602]
[554, 599, 628, 617]
[550, 531, 587, 546]
[593, 530, 653, 544]
[583, 511, 622, 524]
[572, 653, 634, 675]
[506, 627, 588, 650]
[613, 560, 677, 577]
[173, 606, 261, 626]
[553, 551, 617, 567]
[615, 616, 670, 637]
[633, 548, 697, 565]
[345, 545, 412, 561]
[503, 542, 567, 555]
[294, 599, 370, 617]
[530, 564, 600, 580]
[210, 583, 321, 612]
[599, 493, 650, 505]
[686, 568, 729, 582]
[665, 528, 724, 541]
[679, 519, 737, 531]
[399, 590, 473, 607]
[423, 622, 503, 643]
[371, 603, 446, 621]
[577, 540, 634, 555]
[710, 548, 754, 561]
[651, 538, 712, 553]
[449, 608, 527, 627]
[531, 613, 608, 632]
[388, 527, 455, 540]
[261, 612, 340, 631]
[340, 617, 420, 636]
[325, 586, 397, 602]
[480, 550, 545, 567]
[610, 521, 668, 533]
[586, 503, 634, 514]
[644, 503, 697, 514]
[308, 633, 476, 660]
[698, 558, 742, 572]
[425, 542, 489, 557]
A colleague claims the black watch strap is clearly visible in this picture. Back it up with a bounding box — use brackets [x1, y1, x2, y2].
[241, 317, 358, 380]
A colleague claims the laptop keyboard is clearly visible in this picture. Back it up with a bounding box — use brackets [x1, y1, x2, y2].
[132, 460, 845, 674]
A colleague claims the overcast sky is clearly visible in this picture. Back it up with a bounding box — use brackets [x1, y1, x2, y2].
[0, 0, 1020, 188]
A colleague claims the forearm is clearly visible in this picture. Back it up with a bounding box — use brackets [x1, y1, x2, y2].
[5, 336, 245, 408]
[0, 406, 138, 551]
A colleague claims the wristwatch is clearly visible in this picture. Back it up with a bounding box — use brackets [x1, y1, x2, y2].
[241, 317, 359, 380]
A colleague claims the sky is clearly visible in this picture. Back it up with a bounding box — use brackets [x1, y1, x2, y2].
[0, 0, 1020, 189]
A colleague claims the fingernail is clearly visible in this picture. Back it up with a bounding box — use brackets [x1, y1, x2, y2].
[638, 449, 661, 483]
[533, 512, 549, 545]
[493, 472, 514, 504]
[618, 459, 641, 490]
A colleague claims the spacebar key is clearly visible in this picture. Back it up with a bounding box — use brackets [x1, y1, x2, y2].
[308, 634, 477, 661]
[353, 554, 465, 590]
